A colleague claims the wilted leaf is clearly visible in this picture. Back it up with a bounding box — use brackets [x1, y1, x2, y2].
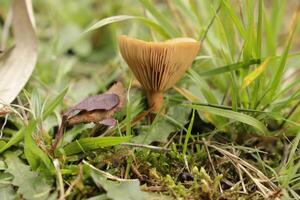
[0, 0, 37, 110]
[85, 161, 149, 200]
[4, 152, 51, 200]
[65, 94, 119, 118]
[65, 82, 125, 125]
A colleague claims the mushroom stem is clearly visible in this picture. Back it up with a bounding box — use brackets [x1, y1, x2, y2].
[147, 91, 164, 113]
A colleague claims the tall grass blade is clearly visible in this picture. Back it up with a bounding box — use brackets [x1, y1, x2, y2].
[184, 104, 268, 134]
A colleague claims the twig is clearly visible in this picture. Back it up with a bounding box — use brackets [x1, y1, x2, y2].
[207, 143, 279, 197]
[202, 138, 223, 193]
[0, 114, 8, 138]
[54, 159, 65, 200]
[64, 165, 83, 198]
[83, 160, 140, 182]
[121, 142, 170, 152]
[232, 146, 247, 194]
[51, 117, 67, 153]
[131, 164, 144, 181]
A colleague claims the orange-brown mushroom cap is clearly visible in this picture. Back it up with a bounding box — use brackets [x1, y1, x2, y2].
[118, 35, 200, 92]
[118, 35, 200, 112]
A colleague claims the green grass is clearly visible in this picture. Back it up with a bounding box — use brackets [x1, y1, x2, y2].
[0, 0, 300, 199]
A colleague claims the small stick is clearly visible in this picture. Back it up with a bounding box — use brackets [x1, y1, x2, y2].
[64, 165, 83, 198]
[202, 138, 223, 193]
[51, 117, 67, 153]
[53, 159, 65, 200]
[121, 142, 170, 152]
[131, 164, 144, 181]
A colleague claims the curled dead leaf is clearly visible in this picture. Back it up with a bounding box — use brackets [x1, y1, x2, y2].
[65, 82, 125, 125]
[52, 82, 125, 151]
[0, 0, 37, 110]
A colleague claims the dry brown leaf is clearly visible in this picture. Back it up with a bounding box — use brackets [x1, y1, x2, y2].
[52, 82, 125, 151]
[0, 0, 37, 110]
[118, 35, 200, 112]
[66, 82, 125, 125]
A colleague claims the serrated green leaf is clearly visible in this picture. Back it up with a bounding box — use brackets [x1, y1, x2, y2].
[85, 161, 149, 200]
[4, 152, 51, 200]
[0, 185, 15, 200]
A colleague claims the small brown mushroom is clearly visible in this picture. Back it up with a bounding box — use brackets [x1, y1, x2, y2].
[118, 35, 200, 112]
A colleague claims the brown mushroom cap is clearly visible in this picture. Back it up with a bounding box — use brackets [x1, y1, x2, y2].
[119, 35, 200, 112]
[118, 35, 200, 92]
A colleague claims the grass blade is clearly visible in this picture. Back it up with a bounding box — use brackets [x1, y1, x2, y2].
[0, 128, 25, 153]
[138, 0, 180, 37]
[83, 15, 170, 38]
[184, 104, 268, 134]
[43, 87, 68, 119]
[62, 136, 131, 156]
[268, 9, 300, 97]
[241, 57, 270, 90]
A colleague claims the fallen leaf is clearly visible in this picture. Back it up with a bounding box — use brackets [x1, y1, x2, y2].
[64, 94, 120, 118]
[65, 82, 125, 125]
[52, 82, 125, 150]
[0, 0, 37, 110]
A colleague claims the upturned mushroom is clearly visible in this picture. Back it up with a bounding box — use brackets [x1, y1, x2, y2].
[118, 35, 200, 112]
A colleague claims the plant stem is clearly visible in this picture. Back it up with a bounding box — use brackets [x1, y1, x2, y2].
[147, 91, 164, 113]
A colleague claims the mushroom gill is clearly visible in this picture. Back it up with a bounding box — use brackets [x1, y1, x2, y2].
[118, 35, 200, 112]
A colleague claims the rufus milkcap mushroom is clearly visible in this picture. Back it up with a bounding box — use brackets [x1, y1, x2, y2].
[118, 35, 200, 112]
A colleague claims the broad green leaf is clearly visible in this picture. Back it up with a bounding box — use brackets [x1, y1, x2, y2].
[62, 136, 131, 156]
[5, 152, 51, 200]
[85, 161, 149, 200]
[184, 104, 268, 134]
